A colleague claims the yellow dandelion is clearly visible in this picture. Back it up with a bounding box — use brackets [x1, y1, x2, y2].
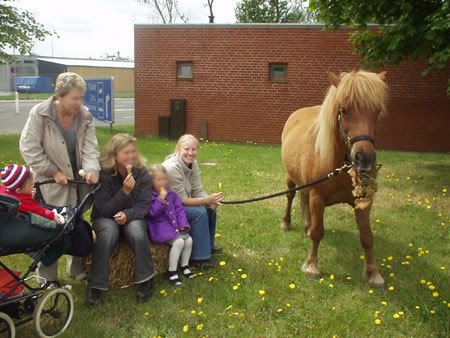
[241, 274, 248, 279]
[258, 289, 266, 295]
[432, 292, 439, 297]
[388, 286, 394, 291]
[415, 305, 420, 309]
[277, 308, 283, 313]
[376, 219, 380, 223]
[289, 283, 296, 289]
[330, 274, 335, 280]
[144, 311, 149, 316]
[381, 301, 387, 306]
[286, 303, 291, 308]
[218, 182, 223, 189]
[420, 279, 426, 284]
[374, 319, 381, 325]
[219, 261, 226, 266]
[197, 297, 203, 304]
[329, 284, 334, 288]
[430, 310, 436, 314]
[447, 303, 450, 309]
[319, 278, 324, 283]
[360, 255, 365, 260]
[393, 313, 400, 319]
[428, 285, 435, 290]
[196, 324, 204, 331]
[389, 272, 395, 277]
[387, 256, 393, 261]
[232, 285, 239, 290]
[368, 289, 374, 294]
[183, 324, 189, 333]
[398, 311, 404, 316]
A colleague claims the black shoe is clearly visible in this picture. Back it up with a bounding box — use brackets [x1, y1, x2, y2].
[191, 260, 218, 269]
[211, 247, 223, 255]
[85, 287, 103, 307]
[136, 278, 154, 303]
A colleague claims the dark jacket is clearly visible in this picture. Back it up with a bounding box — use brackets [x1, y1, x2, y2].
[91, 167, 151, 222]
[147, 188, 190, 243]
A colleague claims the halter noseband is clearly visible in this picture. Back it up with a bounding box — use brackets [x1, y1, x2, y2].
[338, 107, 375, 163]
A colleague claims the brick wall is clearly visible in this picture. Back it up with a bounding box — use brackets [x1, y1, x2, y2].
[134, 24, 450, 152]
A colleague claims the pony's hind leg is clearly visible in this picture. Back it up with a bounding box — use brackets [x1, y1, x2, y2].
[281, 175, 296, 232]
[301, 190, 324, 278]
[299, 192, 311, 235]
[355, 207, 385, 288]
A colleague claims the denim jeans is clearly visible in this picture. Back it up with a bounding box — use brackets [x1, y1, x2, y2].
[88, 217, 155, 290]
[184, 206, 216, 261]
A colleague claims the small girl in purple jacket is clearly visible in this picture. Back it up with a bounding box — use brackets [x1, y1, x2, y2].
[148, 164, 194, 285]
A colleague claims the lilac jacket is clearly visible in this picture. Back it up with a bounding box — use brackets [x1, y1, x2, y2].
[147, 188, 190, 243]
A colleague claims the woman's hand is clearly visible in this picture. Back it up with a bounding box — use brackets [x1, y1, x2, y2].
[207, 192, 223, 205]
[122, 173, 135, 194]
[53, 170, 69, 185]
[85, 172, 98, 185]
[114, 211, 127, 225]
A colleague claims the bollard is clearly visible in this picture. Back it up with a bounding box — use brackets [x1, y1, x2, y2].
[15, 91, 19, 115]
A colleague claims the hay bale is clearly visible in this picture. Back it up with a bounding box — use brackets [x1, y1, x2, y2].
[85, 240, 170, 288]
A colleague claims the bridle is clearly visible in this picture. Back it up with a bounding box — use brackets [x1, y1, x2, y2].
[338, 106, 375, 164]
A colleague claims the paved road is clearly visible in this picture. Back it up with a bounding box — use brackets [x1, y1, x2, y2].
[0, 98, 135, 134]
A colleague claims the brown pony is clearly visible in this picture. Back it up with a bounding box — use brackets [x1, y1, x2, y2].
[281, 70, 388, 288]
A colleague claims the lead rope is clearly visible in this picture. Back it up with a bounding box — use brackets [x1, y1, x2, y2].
[220, 163, 352, 205]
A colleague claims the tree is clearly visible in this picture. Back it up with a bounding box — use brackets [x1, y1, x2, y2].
[310, 0, 450, 93]
[206, 0, 215, 23]
[138, 0, 188, 23]
[0, 0, 53, 63]
[235, 0, 317, 24]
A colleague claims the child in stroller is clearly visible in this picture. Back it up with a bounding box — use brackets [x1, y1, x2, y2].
[0, 164, 66, 229]
[0, 164, 100, 337]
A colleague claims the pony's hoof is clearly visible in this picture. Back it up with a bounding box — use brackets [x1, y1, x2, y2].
[304, 225, 311, 236]
[301, 262, 320, 279]
[362, 271, 385, 289]
[280, 221, 291, 232]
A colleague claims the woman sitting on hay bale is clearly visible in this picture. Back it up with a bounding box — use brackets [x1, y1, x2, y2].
[162, 134, 223, 269]
[85, 133, 156, 306]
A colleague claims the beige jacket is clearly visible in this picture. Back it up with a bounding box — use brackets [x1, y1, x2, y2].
[20, 96, 100, 207]
[162, 154, 208, 200]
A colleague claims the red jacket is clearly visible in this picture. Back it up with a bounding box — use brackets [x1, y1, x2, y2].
[0, 185, 55, 220]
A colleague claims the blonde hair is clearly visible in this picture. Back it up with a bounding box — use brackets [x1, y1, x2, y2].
[166, 134, 200, 159]
[99, 133, 145, 173]
[55, 72, 86, 97]
[148, 164, 167, 181]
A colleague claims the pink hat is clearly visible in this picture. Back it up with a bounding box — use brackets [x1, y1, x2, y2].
[1, 164, 31, 191]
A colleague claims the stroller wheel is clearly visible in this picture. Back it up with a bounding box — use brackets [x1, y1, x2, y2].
[33, 288, 74, 338]
[0, 311, 15, 338]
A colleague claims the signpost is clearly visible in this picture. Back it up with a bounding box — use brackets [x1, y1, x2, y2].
[84, 77, 114, 130]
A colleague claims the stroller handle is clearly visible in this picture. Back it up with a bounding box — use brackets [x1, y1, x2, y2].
[34, 178, 90, 187]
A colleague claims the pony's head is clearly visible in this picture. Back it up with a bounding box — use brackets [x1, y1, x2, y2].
[314, 70, 388, 172]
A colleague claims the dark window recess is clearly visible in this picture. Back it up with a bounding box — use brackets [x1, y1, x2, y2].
[269, 63, 288, 83]
[177, 62, 193, 80]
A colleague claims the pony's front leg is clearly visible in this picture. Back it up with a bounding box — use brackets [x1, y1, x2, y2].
[355, 207, 385, 288]
[301, 191, 324, 278]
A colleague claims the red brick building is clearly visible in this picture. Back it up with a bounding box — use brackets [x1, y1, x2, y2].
[134, 24, 450, 152]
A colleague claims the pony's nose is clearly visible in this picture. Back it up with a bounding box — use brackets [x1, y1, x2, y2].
[354, 151, 376, 172]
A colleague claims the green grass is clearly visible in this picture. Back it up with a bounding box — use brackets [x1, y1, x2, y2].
[0, 92, 134, 100]
[0, 125, 449, 337]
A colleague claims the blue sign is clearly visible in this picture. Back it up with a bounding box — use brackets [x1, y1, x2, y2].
[84, 78, 114, 123]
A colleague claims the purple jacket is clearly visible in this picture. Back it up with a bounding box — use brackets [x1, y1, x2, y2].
[147, 188, 190, 243]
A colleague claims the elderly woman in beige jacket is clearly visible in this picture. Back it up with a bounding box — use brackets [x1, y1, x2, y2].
[20, 72, 100, 283]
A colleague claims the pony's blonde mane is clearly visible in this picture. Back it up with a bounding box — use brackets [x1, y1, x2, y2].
[313, 70, 388, 167]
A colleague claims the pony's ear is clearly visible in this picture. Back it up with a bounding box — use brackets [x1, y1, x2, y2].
[327, 71, 340, 87]
[378, 71, 387, 81]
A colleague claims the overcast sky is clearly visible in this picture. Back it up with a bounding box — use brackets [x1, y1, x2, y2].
[15, 0, 239, 60]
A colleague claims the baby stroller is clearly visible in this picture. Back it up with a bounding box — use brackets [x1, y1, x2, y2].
[0, 179, 100, 338]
